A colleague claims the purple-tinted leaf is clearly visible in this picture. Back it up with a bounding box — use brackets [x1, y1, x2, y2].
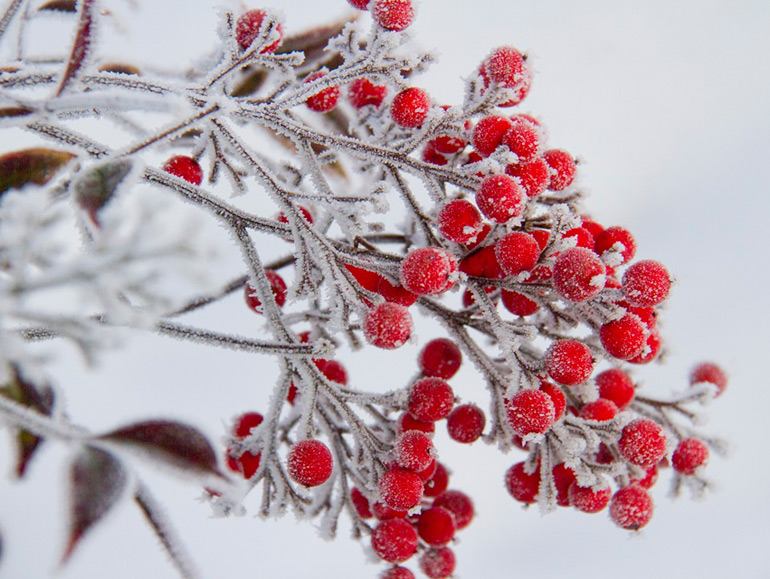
[39, 0, 77, 12]
[0, 367, 55, 477]
[56, 0, 95, 96]
[64, 447, 127, 562]
[0, 148, 75, 195]
[99, 420, 223, 477]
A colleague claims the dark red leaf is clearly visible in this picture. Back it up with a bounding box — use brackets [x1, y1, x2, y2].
[0, 106, 33, 118]
[38, 0, 77, 11]
[99, 420, 223, 477]
[64, 447, 127, 562]
[56, 0, 96, 95]
[0, 148, 75, 195]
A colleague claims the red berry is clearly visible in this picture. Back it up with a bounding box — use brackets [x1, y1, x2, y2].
[313, 359, 348, 385]
[501, 289, 539, 316]
[407, 377, 454, 422]
[503, 118, 542, 163]
[505, 157, 550, 197]
[569, 479, 611, 513]
[244, 271, 288, 313]
[391, 87, 430, 127]
[232, 411, 263, 438]
[446, 403, 485, 443]
[420, 546, 456, 579]
[287, 439, 333, 487]
[399, 247, 458, 295]
[398, 412, 436, 435]
[476, 174, 525, 223]
[579, 398, 618, 421]
[344, 263, 383, 292]
[671, 438, 709, 475]
[472, 115, 513, 157]
[419, 338, 462, 380]
[433, 490, 474, 530]
[430, 134, 466, 155]
[348, 0, 370, 8]
[459, 246, 505, 279]
[596, 369, 635, 410]
[373, 501, 408, 520]
[163, 155, 203, 185]
[631, 463, 659, 490]
[417, 506, 456, 546]
[595, 226, 636, 265]
[371, 518, 418, 563]
[416, 458, 438, 482]
[543, 149, 576, 190]
[690, 362, 728, 397]
[544, 339, 594, 386]
[504, 461, 539, 504]
[562, 227, 596, 251]
[506, 389, 555, 436]
[422, 142, 449, 165]
[484, 46, 529, 88]
[371, 0, 414, 31]
[552, 247, 606, 302]
[381, 567, 415, 579]
[276, 205, 313, 225]
[618, 419, 667, 467]
[305, 71, 340, 113]
[622, 260, 671, 307]
[627, 329, 662, 365]
[351, 487, 373, 519]
[379, 467, 424, 511]
[552, 463, 577, 507]
[495, 231, 540, 276]
[348, 77, 387, 108]
[437, 199, 484, 244]
[423, 462, 449, 497]
[363, 302, 413, 349]
[235, 9, 282, 53]
[227, 447, 261, 479]
[395, 430, 435, 472]
[600, 313, 648, 360]
[580, 216, 604, 239]
[539, 382, 566, 421]
[377, 276, 419, 307]
[610, 485, 654, 530]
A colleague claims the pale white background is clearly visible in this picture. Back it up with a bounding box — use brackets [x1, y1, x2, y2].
[1, 1, 769, 578]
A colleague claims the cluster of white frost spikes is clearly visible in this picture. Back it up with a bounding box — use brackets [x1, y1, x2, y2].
[0, 0, 729, 578]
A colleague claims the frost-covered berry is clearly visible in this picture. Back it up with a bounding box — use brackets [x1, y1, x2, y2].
[501, 289, 539, 316]
[552, 463, 577, 507]
[371, 519, 418, 563]
[244, 271, 287, 313]
[304, 71, 340, 113]
[381, 567, 415, 579]
[423, 462, 450, 497]
[446, 403, 485, 443]
[544, 339, 594, 386]
[472, 115, 513, 157]
[459, 246, 505, 279]
[371, 0, 414, 31]
[618, 419, 667, 467]
[610, 485, 654, 530]
[595, 226, 636, 265]
[631, 464, 659, 490]
[579, 398, 618, 421]
[391, 87, 430, 127]
[562, 226, 596, 250]
[506, 389, 555, 436]
[476, 174, 525, 223]
[162, 155, 203, 185]
[690, 362, 728, 397]
[495, 231, 540, 276]
[539, 381, 566, 421]
[377, 277, 419, 307]
[622, 260, 671, 307]
[379, 467, 424, 510]
[417, 458, 438, 482]
[348, 77, 387, 108]
[348, 0, 371, 10]
[569, 480, 611, 513]
[552, 247, 606, 302]
[419, 338, 462, 380]
[504, 461, 539, 504]
[314, 358, 348, 385]
[287, 439, 333, 487]
[373, 501, 408, 520]
[417, 506, 456, 546]
[395, 430, 435, 472]
[420, 546, 456, 579]
[543, 148, 576, 190]
[232, 411, 263, 438]
[363, 302, 413, 349]
[408, 377, 454, 422]
[345, 263, 382, 292]
[399, 247, 458, 295]
[437, 199, 484, 244]
[600, 313, 648, 360]
[235, 9, 282, 53]
[351, 487, 373, 519]
[596, 368, 635, 410]
[484, 46, 529, 88]
[431, 134, 467, 155]
[504, 118, 542, 163]
[433, 490, 474, 530]
[628, 329, 662, 365]
[505, 157, 550, 197]
[398, 412, 436, 435]
[672, 438, 709, 475]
